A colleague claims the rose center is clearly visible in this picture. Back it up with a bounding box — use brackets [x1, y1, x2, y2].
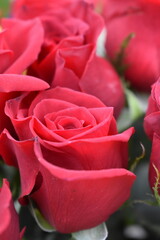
[55, 116, 84, 130]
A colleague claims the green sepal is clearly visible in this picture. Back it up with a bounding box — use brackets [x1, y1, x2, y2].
[29, 199, 56, 233]
[133, 165, 160, 207]
[118, 88, 147, 131]
[152, 164, 160, 205]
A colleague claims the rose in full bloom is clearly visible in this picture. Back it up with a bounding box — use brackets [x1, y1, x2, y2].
[11, 0, 125, 117]
[103, 0, 160, 91]
[0, 179, 24, 240]
[0, 87, 135, 233]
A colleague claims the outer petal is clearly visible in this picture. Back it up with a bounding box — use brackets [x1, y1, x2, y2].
[144, 79, 160, 139]
[152, 79, 160, 107]
[0, 130, 39, 198]
[12, 0, 77, 19]
[80, 54, 125, 118]
[0, 50, 13, 74]
[0, 75, 49, 133]
[144, 112, 160, 140]
[37, 127, 134, 170]
[0, 92, 19, 135]
[28, 87, 105, 114]
[0, 131, 135, 233]
[0, 74, 49, 92]
[31, 141, 136, 233]
[1, 18, 44, 74]
[0, 179, 21, 240]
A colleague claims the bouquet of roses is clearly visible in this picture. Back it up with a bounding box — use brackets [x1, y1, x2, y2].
[1, 0, 160, 239]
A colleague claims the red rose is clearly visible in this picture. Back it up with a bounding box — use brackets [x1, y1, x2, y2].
[0, 87, 135, 233]
[12, 1, 103, 48]
[11, 0, 125, 117]
[103, 0, 160, 91]
[144, 78, 160, 140]
[0, 179, 24, 240]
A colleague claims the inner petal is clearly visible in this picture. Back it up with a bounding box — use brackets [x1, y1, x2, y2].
[45, 107, 97, 127]
[55, 116, 83, 130]
[33, 99, 76, 123]
[54, 125, 92, 139]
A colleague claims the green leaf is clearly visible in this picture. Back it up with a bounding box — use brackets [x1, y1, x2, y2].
[0, 0, 10, 17]
[29, 199, 56, 233]
[126, 88, 144, 121]
[118, 89, 147, 131]
[72, 223, 108, 240]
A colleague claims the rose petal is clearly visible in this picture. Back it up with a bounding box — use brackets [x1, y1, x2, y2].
[46, 107, 97, 127]
[0, 130, 39, 198]
[80, 54, 125, 118]
[1, 18, 44, 74]
[0, 50, 13, 73]
[31, 141, 136, 233]
[144, 111, 160, 140]
[0, 179, 21, 240]
[30, 117, 66, 142]
[0, 74, 49, 92]
[35, 127, 134, 170]
[29, 87, 105, 115]
[0, 92, 19, 134]
[33, 99, 76, 123]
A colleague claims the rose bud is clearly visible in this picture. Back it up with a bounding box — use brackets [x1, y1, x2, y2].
[103, 0, 160, 91]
